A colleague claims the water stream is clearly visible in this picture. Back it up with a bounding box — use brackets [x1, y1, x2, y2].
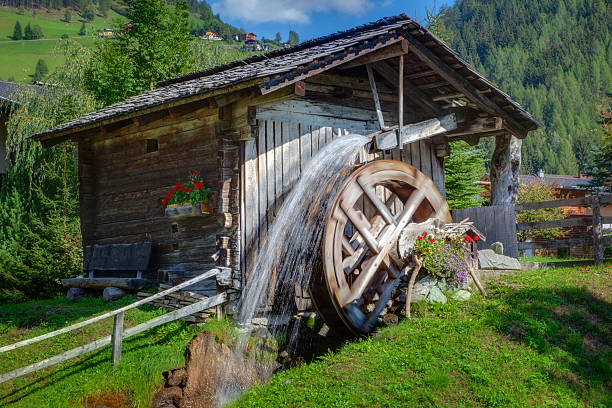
[214, 134, 369, 406]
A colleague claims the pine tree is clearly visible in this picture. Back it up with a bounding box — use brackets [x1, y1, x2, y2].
[31, 24, 43, 40]
[288, 30, 299, 46]
[444, 141, 487, 209]
[83, 4, 95, 21]
[12, 21, 22, 40]
[63, 9, 71, 22]
[78, 22, 86, 36]
[24, 22, 32, 40]
[33, 58, 49, 82]
[274, 32, 281, 43]
[586, 94, 612, 192]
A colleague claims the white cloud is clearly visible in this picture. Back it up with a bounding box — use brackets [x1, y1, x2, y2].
[211, 0, 373, 24]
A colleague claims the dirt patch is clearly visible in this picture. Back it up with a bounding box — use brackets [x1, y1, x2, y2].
[82, 390, 130, 408]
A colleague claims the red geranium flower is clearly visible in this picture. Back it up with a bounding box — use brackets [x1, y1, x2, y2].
[465, 235, 472, 242]
[417, 236, 423, 240]
[423, 231, 428, 236]
[161, 198, 167, 205]
[192, 171, 199, 176]
[473, 235, 479, 241]
[429, 238, 435, 243]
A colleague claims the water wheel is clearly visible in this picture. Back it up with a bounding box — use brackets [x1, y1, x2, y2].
[310, 160, 451, 336]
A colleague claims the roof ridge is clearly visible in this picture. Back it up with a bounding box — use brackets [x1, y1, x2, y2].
[158, 13, 413, 87]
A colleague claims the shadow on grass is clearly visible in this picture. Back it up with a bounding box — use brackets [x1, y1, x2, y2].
[0, 321, 189, 406]
[483, 284, 611, 398]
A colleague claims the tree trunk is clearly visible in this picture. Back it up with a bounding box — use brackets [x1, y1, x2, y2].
[490, 133, 521, 205]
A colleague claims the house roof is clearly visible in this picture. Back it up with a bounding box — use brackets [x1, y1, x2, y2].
[32, 13, 543, 143]
[0, 80, 42, 105]
[521, 174, 592, 191]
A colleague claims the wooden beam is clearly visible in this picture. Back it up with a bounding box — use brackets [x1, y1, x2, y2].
[366, 64, 386, 130]
[515, 196, 588, 211]
[399, 28, 529, 138]
[446, 116, 502, 137]
[398, 55, 404, 147]
[374, 113, 457, 150]
[516, 216, 593, 230]
[339, 40, 409, 70]
[371, 60, 442, 116]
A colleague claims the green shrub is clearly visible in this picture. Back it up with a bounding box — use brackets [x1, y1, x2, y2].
[516, 181, 566, 241]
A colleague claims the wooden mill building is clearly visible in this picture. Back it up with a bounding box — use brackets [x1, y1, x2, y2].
[32, 15, 542, 302]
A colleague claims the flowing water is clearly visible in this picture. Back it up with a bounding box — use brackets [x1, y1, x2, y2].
[214, 134, 369, 406]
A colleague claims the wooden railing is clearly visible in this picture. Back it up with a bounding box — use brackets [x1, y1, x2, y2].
[516, 195, 612, 264]
[0, 268, 226, 384]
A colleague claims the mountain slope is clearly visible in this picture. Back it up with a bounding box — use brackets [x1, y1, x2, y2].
[441, 0, 612, 175]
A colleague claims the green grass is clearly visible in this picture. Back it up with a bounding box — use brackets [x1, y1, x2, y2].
[0, 295, 218, 407]
[233, 264, 612, 408]
[519, 255, 588, 263]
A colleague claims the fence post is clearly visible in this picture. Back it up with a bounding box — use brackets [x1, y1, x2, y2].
[111, 311, 124, 365]
[592, 195, 602, 265]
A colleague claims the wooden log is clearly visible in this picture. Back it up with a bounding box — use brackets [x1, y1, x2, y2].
[592, 196, 603, 265]
[515, 196, 588, 211]
[516, 216, 593, 230]
[490, 133, 521, 205]
[62, 278, 152, 291]
[405, 256, 422, 318]
[0, 268, 222, 354]
[374, 114, 457, 150]
[111, 312, 124, 365]
[517, 237, 593, 250]
[366, 64, 386, 130]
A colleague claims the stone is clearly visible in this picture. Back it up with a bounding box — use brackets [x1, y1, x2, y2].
[436, 279, 449, 293]
[426, 286, 447, 304]
[411, 275, 437, 302]
[102, 286, 126, 302]
[66, 287, 86, 300]
[478, 249, 521, 270]
[450, 290, 471, 301]
[151, 386, 182, 408]
[490, 242, 504, 255]
[167, 368, 187, 387]
[382, 313, 399, 326]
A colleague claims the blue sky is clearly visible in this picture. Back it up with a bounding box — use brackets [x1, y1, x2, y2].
[210, 0, 455, 42]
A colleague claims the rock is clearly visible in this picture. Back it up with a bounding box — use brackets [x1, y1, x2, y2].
[382, 313, 399, 326]
[450, 290, 471, 301]
[436, 279, 449, 293]
[478, 249, 521, 270]
[167, 368, 187, 387]
[252, 327, 272, 338]
[66, 287, 86, 300]
[151, 386, 182, 408]
[426, 286, 447, 304]
[490, 242, 504, 255]
[102, 286, 126, 302]
[411, 275, 437, 302]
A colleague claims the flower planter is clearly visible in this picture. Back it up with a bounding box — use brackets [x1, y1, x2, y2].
[165, 201, 212, 218]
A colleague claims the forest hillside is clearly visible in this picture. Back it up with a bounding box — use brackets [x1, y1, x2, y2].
[441, 0, 612, 175]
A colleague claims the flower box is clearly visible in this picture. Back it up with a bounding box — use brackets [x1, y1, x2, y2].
[165, 201, 212, 218]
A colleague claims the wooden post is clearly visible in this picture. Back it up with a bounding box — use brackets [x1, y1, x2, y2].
[111, 311, 124, 365]
[398, 55, 404, 147]
[490, 133, 522, 205]
[365, 63, 385, 130]
[592, 195, 603, 265]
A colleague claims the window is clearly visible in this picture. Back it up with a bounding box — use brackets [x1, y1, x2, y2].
[146, 138, 158, 153]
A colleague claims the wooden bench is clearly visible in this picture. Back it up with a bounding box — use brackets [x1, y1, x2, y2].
[63, 241, 153, 298]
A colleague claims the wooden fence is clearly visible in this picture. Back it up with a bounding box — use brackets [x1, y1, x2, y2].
[0, 268, 226, 385]
[515, 195, 612, 264]
[453, 194, 611, 264]
[451, 205, 518, 258]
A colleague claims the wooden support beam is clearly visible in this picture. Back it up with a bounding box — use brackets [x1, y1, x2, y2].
[490, 133, 521, 205]
[374, 113, 457, 150]
[371, 60, 442, 116]
[111, 312, 124, 365]
[366, 64, 386, 130]
[446, 116, 502, 137]
[398, 55, 404, 147]
[399, 28, 529, 138]
[339, 40, 409, 70]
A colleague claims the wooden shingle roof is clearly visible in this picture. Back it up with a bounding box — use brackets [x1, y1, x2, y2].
[33, 14, 542, 143]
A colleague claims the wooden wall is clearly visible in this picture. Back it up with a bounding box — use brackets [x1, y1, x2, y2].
[242, 113, 446, 274]
[78, 102, 221, 288]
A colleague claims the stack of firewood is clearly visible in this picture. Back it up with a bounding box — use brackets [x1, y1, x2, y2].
[136, 287, 218, 323]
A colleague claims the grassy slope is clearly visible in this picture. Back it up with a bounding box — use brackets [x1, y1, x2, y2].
[0, 6, 123, 82]
[0, 295, 218, 408]
[234, 264, 612, 408]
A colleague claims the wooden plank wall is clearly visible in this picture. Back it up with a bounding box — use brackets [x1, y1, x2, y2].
[452, 205, 518, 258]
[242, 118, 446, 273]
[81, 103, 222, 287]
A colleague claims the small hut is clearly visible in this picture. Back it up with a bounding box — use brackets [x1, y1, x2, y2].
[32, 15, 542, 310]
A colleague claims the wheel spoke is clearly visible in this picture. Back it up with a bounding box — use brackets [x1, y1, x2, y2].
[340, 203, 380, 254]
[357, 177, 396, 226]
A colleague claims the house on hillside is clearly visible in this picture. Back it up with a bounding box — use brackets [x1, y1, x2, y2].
[98, 28, 115, 38]
[242, 32, 256, 42]
[201, 30, 223, 41]
[32, 15, 541, 311]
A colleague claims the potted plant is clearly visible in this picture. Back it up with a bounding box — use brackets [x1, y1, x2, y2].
[162, 171, 212, 217]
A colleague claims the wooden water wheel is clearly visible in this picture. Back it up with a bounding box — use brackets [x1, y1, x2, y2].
[310, 160, 451, 336]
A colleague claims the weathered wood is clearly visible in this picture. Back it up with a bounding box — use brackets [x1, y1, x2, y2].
[398, 55, 404, 147]
[111, 311, 124, 365]
[592, 196, 603, 265]
[0, 268, 221, 354]
[490, 133, 521, 205]
[399, 28, 529, 138]
[517, 237, 594, 250]
[516, 216, 593, 230]
[339, 40, 409, 70]
[62, 278, 151, 291]
[515, 196, 588, 211]
[366, 64, 386, 130]
[83, 241, 152, 271]
[374, 114, 457, 150]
